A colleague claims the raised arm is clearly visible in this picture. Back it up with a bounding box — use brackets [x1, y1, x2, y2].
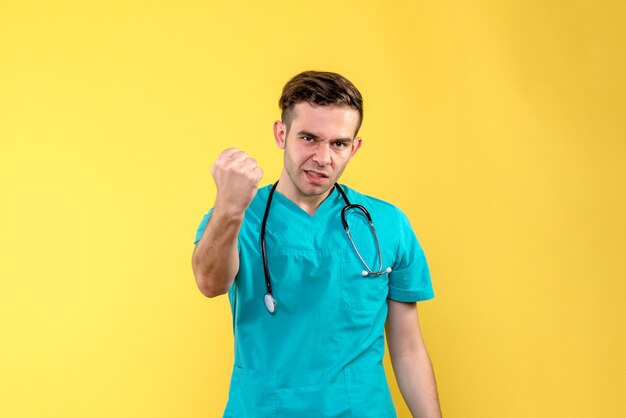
[385, 300, 442, 417]
[191, 148, 263, 298]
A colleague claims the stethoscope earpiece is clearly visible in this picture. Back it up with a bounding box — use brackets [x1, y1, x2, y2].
[361, 266, 392, 277]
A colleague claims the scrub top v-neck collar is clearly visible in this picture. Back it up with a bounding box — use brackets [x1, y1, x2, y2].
[270, 185, 343, 224]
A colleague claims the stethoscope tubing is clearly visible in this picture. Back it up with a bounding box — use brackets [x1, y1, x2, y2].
[261, 181, 391, 313]
[260, 181, 279, 297]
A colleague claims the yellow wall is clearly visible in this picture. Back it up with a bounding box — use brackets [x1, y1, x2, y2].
[1, 1, 624, 417]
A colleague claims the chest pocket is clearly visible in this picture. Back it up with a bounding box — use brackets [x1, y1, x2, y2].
[341, 257, 389, 311]
[339, 210, 393, 311]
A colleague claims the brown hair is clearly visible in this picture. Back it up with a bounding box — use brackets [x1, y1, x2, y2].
[278, 71, 363, 136]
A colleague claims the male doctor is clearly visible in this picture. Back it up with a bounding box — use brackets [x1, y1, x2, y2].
[192, 70, 442, 417]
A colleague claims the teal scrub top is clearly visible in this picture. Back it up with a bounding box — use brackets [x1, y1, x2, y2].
[194, 184, 434, 418]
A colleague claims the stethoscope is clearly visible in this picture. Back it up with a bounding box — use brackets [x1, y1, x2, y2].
[261, 181, 392, 314]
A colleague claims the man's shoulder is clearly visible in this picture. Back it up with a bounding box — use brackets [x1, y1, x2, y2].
[338, 184, 401, 213]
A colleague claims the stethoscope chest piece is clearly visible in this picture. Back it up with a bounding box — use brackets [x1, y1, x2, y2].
[264, 293, 276, 314]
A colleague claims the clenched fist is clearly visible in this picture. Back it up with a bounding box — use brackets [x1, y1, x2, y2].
[211, 148, 264, 216]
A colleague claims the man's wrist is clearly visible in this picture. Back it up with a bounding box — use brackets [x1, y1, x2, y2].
[211, 203, 246, 224]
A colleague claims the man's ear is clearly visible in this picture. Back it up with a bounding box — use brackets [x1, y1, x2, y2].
[273, 120, 287, 149]
[349, 136, 363, 160]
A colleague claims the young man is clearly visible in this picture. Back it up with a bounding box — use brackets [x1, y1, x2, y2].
[192, 71, 442, 417]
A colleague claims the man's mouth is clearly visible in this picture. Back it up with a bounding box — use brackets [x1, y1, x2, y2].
[304, 170, 329, 179]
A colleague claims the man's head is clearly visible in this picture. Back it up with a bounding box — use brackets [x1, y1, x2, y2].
[273, 71, 364, 203]
[278, 71, 363, 137]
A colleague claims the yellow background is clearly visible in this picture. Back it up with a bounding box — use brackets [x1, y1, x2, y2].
[1, 0, 624, 417]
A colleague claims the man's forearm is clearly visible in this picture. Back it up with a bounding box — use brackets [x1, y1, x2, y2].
[192, 208, 243, 297]
[391, 348, 442, 418]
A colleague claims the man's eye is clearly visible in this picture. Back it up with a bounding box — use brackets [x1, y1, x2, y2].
[333, 141, 347, 148]
[302, 136, 313, 142]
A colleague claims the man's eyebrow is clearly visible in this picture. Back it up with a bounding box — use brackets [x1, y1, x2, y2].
[296, 130, 354, 142]
[296, 130, 320, 139]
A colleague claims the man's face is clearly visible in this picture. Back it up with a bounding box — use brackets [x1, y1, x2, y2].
[273, 102, 362, 200]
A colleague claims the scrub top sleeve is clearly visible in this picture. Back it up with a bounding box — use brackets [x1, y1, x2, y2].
[388, 207, 435, 302]
[193, 208, 214, 245]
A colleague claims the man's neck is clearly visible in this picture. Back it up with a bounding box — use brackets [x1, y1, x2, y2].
[275, 171, 333, 216]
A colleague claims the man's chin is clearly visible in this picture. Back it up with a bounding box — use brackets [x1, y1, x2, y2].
[299, 181, 335, 197]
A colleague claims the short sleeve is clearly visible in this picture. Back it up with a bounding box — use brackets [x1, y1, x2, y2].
[193, 208, 214, 245]
[388, 207, 434, 302]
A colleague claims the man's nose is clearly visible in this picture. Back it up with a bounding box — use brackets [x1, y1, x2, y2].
[313, 142, 331, 166]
